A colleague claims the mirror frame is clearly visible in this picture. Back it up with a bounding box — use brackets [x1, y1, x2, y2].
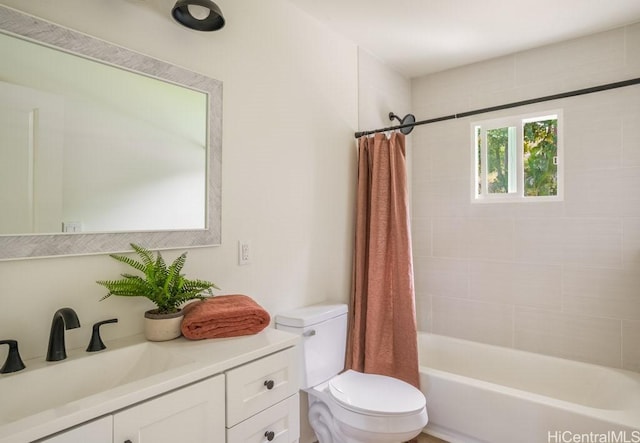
[0, 6, 222, 260]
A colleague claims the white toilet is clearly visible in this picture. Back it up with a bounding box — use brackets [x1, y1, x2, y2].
[276, 303, 428, 443]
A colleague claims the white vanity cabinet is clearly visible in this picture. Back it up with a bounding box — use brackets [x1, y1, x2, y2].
[114, 374, 225, 443]
[40, 375, 224, 443]
[226, 347, 300, 443]
[3, 331, 300, 443]
[226, 395, 299, 443]
[39, 417, 112, 443]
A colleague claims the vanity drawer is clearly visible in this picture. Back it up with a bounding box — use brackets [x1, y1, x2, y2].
[227, 393, 299, 443]
[226, 347, 299, 426]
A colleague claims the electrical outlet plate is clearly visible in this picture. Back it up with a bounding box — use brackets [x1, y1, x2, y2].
[238, 240, 251, 265]
[62, 221, 82, 233]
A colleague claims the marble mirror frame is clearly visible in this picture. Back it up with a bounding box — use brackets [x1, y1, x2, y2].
[0, 5, 222, 260]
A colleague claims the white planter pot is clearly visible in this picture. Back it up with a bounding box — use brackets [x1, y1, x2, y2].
[143, 309, 184, 341]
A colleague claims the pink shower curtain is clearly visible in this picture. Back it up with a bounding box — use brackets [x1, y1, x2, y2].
[346, 132, 420, 388]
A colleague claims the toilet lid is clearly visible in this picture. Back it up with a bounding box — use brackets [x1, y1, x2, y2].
[328, 370, 426, 416]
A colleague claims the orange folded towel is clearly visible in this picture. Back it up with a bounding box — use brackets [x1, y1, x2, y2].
[181, 294, 271, 340]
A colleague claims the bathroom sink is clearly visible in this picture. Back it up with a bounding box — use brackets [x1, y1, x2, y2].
[0, 341, 195, 425]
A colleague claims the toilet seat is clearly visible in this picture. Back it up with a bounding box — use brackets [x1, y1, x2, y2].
[328, 370, 426, 416]
[307, 371, 429, 440]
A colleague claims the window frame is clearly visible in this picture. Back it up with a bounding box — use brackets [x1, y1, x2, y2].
[471, 109, 563, 203]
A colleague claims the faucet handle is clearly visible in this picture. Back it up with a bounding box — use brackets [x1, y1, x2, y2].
[86, 318, 118, 352]
[0, 339, 26, 374]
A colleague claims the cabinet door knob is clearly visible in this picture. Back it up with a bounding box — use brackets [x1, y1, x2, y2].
[124, 440, 132, 443]
[265, 430, 275, 441]
[264, 379, 275, 390]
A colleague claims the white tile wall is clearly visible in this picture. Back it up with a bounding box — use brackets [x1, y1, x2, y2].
[514, 28, 625, 88]
[411, 21, 640, 371]
[623, 218, 640, 264]
[625, 23, 640, 72]
[432, 296, 514, 347]
[514, 217, 565, 265]
[562, 266, 640, 321]
[469, 261, 562, 311]
[622, 111, 640, 167]
[514, 307, 622, 368]
[622, 320, 640, 371]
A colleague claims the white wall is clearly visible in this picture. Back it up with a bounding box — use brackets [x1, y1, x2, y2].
[0, 0, 358, 374]
[411, 22, 640, 371]
[357, 47, 413, 202]
[358, 48, 412, 132]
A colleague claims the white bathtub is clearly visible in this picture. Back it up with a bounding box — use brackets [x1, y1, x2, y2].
[418, 333, 640, 443]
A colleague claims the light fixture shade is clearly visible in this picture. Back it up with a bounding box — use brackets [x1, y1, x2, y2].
[172, 0, 225, 32]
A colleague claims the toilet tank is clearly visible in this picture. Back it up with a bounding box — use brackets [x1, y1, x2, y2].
[275, 303, 348, 389]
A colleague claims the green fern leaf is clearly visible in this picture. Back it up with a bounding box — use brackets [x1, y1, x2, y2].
[97, 243, 218, 314]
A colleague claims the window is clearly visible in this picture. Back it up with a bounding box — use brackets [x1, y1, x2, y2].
[473, 110, 562, 202]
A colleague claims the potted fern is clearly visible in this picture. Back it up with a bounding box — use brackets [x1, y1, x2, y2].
[97, 243, 219, 341]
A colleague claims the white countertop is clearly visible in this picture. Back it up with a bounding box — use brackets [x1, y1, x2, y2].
[0, 328, 299, 443]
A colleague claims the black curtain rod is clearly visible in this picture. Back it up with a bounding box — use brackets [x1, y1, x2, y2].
[354, 77, 640, 139]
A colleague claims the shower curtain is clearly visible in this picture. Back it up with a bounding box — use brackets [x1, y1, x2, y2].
[346, 132, 420, 388]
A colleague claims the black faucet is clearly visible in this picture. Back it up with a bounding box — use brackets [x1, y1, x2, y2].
[0, 339, 26, 373]
[46, 308, 81, 362]
[86, 318, 118, 352]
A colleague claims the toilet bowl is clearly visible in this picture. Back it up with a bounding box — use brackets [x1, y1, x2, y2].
[308, 370, 428, 443]
[275, 303, 428, 443]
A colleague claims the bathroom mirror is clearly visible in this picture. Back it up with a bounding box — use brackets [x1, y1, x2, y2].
[0, 6, 222, 259]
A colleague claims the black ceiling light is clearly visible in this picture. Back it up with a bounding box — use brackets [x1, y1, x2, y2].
[389, 112, 416, 135]
[172, 0, 225, 32]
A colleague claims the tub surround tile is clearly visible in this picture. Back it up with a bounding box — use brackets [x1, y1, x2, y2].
[560, 218, 623, 267]
[622, 320, 640, 372]
[514, 28, 625, 87]
[622, 112, 640, 167]
[429, 141, 472, 181]
[563, 266, 640, 321]
[562, 266, 640, 298]
[514, 308, 622, 368]
[432, 296, 513, 348]
[411, 218, 432, 258]
[512, 201, 565, 219]
[432, 217, 470, 259]
[411, 96, 469, 124]
[417, 257, 470, 300]
[625, 22, 640, 70]
[424, 179, 470, 217]
[564, 109, 623, 172]
[565, 98, 626, 150]
[470, 261, 562, 311]
[411, 132, 432, 180]
[468, 201, 518, 219]
[563, 296, 640, 322]
[466, 218, 515, 261]
[415, 295, 432, 332]
[411, 20, 640, 373]
[413, 256, 430, 296]
[623, 218, 640, 264]
[565, 168, 640, 218]
[413, 56, 516, 113]
[514, 218, 565, 265]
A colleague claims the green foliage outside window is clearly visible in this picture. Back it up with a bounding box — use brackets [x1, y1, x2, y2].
[487, 127, 510, 194]
[477, 116, 558, 198]
[523, 118, 558, 196]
